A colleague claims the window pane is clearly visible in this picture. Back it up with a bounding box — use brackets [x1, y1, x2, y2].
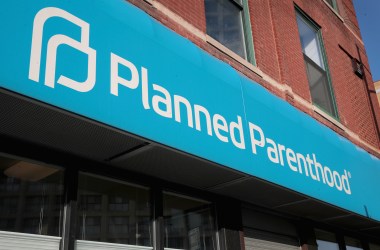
[317, 240, 339, 250]
[316, 229, 339, 250]
[205, 0, 247, 58]
[163, 192, 216, 250]
[305, 56, 336, 115]
[0, 156, 64, 236]
[296, 12, 338, 118]
[345, 236, 363, 250]
[325, 0, 335, 9]
[77, 174, 151, 246]
[347, 246, 363, 250]
[296, 15, 324, 69]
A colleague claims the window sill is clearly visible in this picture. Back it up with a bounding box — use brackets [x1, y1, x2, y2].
[205, 35, 263, 78]
[313, 105, 345, 131]
[322, 0, 344, 22]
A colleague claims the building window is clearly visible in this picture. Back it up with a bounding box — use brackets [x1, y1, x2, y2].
[315, 229, 339, 250]
[325, 0, 338, 11]
[0, 156, 64, 236]
[345, 236, 363, 250]
[296, 10, 339, 118]
[163, 192, 216, 250]
[77, 173, 151, 246]
[205, 0, 255, 63]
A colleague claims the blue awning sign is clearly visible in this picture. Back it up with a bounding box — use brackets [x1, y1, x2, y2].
[1, 0, 379, 221]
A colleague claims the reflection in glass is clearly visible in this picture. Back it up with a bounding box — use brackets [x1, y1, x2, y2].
[77, 174, 151, 246]
[296, 15, 324, 69]
[325, 0, 336, 9]
[317, 240, 339, 250]
[0, 156, 64, 236]
[345, 236, 363, 250]
[205, 0, 247, 58]
[163, 192, 216, 250]
[316, 229, 339, 250]
[304, 56, 336, 115]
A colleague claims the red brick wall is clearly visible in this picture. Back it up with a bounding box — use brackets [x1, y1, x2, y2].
[248, 0, 281, 83]
[155, 0, 206, 32]
[127, 0, 380, 151]
[254, 0, 312, 101]
[338, 0, 362, 38]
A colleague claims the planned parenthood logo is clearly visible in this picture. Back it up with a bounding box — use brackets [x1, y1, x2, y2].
[28, 7, 96, 92]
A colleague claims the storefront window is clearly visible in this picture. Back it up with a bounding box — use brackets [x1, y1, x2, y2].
[77, 173, 151, 246]
[315, 229, 339, 250]
[163, 192, 216, 250]
[345, 236, 363, 250]
[0, 155, 64, 236]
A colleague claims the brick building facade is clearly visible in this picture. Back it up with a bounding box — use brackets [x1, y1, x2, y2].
[131, 0, 380, 156]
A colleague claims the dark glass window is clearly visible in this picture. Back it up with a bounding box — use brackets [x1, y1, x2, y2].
[108, 216, 129, 234]
[296, 11, 338, 118]
[205, 0, 247, 58]
[163, 192, 216, 250]
[108, 195, 129, 212]
[79, 194, 102, 211]
[315, 229, 339, 250]
[77, 174, 151, 246]
[0, 156, 64, 236]
[325, 0, 338, 11]
[345, 236, 363, 250]
[78, 216, 101, 242]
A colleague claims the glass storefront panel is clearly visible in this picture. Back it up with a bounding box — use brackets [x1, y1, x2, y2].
[163, 192, 216, 250]
[316, 229, 339, 250]
[345, 236, 363, 250]
[0, 155, 64, 236]
[77, 173, 151, 246]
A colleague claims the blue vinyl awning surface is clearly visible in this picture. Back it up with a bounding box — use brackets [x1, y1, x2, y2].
[0, 0, 380, 221]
